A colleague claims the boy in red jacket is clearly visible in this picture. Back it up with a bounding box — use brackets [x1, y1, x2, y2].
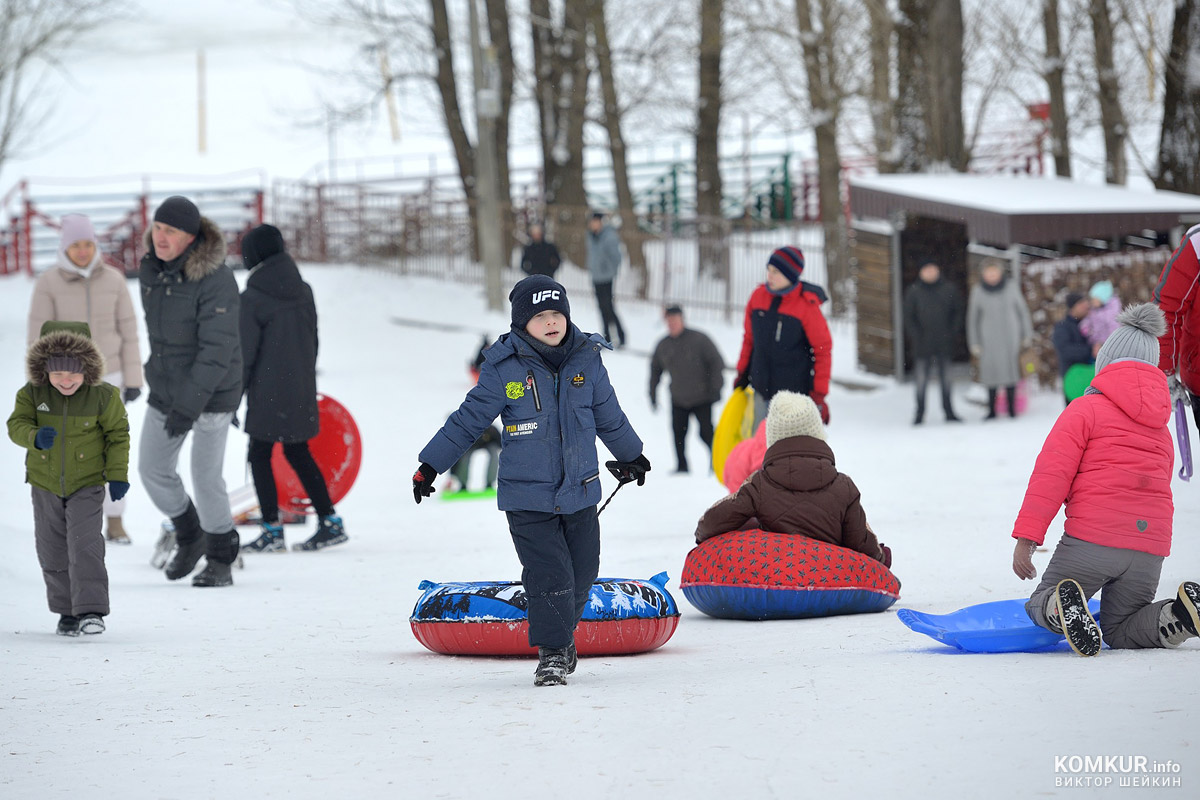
[1012, 304, 1200, 656]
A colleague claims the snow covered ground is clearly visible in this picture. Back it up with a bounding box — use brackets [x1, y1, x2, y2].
[1, 264, 1196, 799]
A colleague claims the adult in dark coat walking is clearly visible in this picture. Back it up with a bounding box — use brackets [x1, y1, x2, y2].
[649, 305, 725, 472]
[238, 224, 347, 553]
[903, 262, 964, 424]
[520, 223, 562, 278]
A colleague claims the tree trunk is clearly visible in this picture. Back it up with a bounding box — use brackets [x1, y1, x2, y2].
[590, 0, 648, 296]
[485, 0, 516, 263]
[894, 0, 928, 173]
[927, 0, 965, 170]
[429, 0, 479, 258]
[530, 0, 591, 269]
[866, 0, 896, 174]
[1041, 0, 1072, 178]
[1154, 0, 1200, 194]
[695, 0, 728, 283]
[795, 0, 848, 314]
[1089, 0, 1126, 184]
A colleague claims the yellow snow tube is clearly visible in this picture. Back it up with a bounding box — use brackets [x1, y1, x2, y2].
[712, 387, 755, 483]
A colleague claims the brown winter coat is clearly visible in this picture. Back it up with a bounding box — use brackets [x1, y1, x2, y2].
[27, 251, 143, 389]
[694, 436, 885, 562]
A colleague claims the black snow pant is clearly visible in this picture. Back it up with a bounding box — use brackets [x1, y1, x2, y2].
[593, 281, 626, 347]
[247, 438, 335, 523]
[506, 506, 601, 649]
[671, 403, 714, 472]
[913, 354, 956, 420]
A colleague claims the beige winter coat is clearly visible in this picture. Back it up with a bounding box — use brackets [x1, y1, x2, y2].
[27, 252, 143, 389]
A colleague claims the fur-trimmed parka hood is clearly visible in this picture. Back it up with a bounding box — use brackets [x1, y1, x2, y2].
[27, 321, 105, 386]
[141, 215, 228, 281]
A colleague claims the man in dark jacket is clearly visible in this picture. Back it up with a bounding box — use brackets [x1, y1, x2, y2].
[239, 224, 347, 554]
[520, 223, 562, 278]
[903, 262, 964, 424]
[1052, 292, 1095, 405]
[649, 305, 725, 473]
[138, 196, 242, 587]
[586, 212, 626, 347]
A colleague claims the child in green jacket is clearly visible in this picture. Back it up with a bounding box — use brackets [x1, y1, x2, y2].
[7, 321, 130, 636]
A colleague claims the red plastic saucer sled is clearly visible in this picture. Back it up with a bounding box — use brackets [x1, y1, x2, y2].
[271, 394, 363, 514]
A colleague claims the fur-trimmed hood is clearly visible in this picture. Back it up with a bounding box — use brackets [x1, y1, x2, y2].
[142, 215, 228, 281]
[27, 321, 105, 386]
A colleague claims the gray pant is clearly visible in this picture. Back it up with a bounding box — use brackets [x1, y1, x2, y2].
[1026, 534, 1170, 649]
[32, 484, 108, 616]
[139, 406, 235, 533]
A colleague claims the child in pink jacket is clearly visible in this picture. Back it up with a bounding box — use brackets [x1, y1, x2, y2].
[1011, 304, 1199, 656]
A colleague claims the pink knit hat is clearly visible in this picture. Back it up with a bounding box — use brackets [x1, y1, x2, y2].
[59, 214, 96, 251]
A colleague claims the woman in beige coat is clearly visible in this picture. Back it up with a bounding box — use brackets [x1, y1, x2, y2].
[28, 214, 143, 543]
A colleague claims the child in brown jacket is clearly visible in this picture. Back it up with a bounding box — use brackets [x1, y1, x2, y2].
[695, 391, 891, 566]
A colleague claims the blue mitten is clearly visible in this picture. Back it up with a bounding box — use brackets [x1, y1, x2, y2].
[34, 426, 57, 450]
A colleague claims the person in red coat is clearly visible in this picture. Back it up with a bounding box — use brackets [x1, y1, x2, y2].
[1011, 304, 1199, 657]
[1153, 223, 1200, 432]
[733, 246, 832, 428]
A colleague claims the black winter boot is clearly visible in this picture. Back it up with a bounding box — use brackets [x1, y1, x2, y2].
[1049, 579, 1102, 657]
[56, 615, 80, 637]
[984, 388, 998, 420]
[534, 646, 572, 686]
[164, 502, 205, 580]
[1005, 385, 1018, 418]
[192, 531, 239, 588]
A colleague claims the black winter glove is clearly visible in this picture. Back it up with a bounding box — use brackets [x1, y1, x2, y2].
[108, 481, 130, 502]
[164, 411, 195, 439]
[733, 371, 750, 391]
[412, 462, 438, 504]
[122, 387, 141, 404]
[34, 426, 57, 450]
[605, 454, 652, 486]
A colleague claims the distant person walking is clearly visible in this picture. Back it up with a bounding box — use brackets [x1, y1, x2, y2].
[586, 212, 626, 348]
[138, 196, 242, 588]
[903, 262, 964, 424]
[520, 223, 562, 278]
[967, 260, 1033, 419]
[238, 224, 347, 554]
[28, 214, 142, 543]
[649, 305, 725, 473]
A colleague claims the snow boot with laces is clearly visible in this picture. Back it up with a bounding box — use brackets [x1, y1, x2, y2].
[1160, 581, 1200, 647]
[243, 521, 286, 553]
[292, 515, 348, 552]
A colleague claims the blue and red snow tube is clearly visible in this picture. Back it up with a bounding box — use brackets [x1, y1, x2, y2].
[410, 572, 680, 656]
[681, 529, 900, 620]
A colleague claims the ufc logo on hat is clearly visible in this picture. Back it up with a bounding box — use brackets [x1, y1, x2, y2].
[532, 290, 560, 303]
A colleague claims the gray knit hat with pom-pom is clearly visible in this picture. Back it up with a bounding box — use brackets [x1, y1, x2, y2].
[1094, 303, 1167, 372]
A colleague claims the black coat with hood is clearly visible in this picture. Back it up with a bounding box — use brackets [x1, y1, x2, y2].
[139, 217, 242, 420]
[239, 251, 319, 443]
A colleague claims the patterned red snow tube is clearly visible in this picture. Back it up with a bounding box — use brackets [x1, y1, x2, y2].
[681, 529, 900, 620]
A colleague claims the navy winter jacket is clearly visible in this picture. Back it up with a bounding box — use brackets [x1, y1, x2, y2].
[420, 326, 643, 514]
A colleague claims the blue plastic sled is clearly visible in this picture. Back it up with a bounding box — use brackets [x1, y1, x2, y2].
[898, 598, 1102, 653]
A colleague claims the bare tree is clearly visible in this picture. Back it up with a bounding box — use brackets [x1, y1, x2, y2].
[1041, 0, 1072, 177]
[865, 0, 895, 173]
[485, 0, 516, 254]
[1154, 0, 1200, 194]
[0, 0, 127, 174]
[1088, 0, 1126, 184]
[695, 0, 728, 281]
[895, 0, 965, 172]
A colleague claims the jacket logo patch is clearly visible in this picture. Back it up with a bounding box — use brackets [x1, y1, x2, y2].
[505, 381, 525, 399]
[505, 421, 539, 437]
[570, 373, 585, 388]
[37, 402, 50, 412]
[1136, 520, 1148, 532]
[215, 307, 228, 314]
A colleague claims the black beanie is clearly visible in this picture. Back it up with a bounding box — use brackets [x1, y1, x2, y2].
[241, 224, 286, 268]
[153, 196, 201, 235]
[510, 275, 570, 330]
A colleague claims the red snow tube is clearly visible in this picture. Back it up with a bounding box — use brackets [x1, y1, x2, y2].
[680, 529, 900, 620]
[271, 394, 362, 515]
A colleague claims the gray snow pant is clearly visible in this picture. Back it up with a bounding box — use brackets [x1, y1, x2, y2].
[32, 484, 108, 616]
[1025, 534, 1171, 649]
[139, 406, 235, 534]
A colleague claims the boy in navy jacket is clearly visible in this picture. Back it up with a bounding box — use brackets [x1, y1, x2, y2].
[413, 275, 650, 686]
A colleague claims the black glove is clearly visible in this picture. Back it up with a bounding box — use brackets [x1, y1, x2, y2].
[413, 462, 438, 504]
[34, 426, 57, 450]
[108, 481, 130, 502]
[122, 387, 141, 404]
[605, 454, 652, 486]
[733, 371, 750, 391]
[164, 411, 194, 438]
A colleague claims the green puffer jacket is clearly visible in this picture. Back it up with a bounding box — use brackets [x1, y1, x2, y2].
[7, 321, 130, 498]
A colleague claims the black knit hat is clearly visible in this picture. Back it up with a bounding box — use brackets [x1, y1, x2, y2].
[241, 224, 286, 268]
[1065, 291, 1086, 309]
[510, 275, 570, 330]
[46, 355, 83, 374]
[153, 196, 201, 235]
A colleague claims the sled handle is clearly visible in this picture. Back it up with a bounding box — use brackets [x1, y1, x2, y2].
[1177, 399, 1192, 482]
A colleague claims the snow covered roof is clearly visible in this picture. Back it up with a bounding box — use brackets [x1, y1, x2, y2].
[848, 174, 1200, 247]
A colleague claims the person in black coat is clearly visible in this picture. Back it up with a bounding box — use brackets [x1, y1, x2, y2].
[649, 305, 725, 473]
[1052, 292, 1095, 405]
[519, 223, 562, 278]
[238, 224, 347, 553]
[903, 262, 964, 424]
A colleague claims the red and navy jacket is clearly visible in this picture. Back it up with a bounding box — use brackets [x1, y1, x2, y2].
[735, 282, 832, 401]
[1154, 224, 1200, 394]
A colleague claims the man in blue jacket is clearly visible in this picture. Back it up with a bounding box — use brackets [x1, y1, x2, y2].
[586, 212, 626, 348]
[413, 275, 650, 686]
